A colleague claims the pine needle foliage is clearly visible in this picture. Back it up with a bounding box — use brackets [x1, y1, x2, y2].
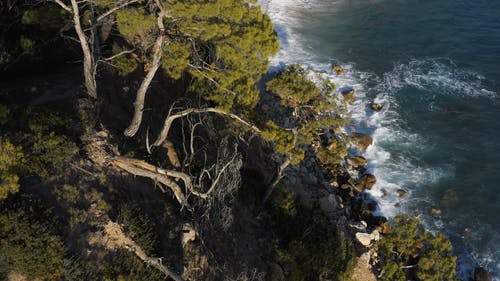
[377, 215, 458, 281]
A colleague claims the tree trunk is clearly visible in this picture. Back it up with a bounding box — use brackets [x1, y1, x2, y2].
[123, 34, 164, 137]
[152, 107, 261, 147]
[262, 158, 290, 204]
[70, 0, 97, 98]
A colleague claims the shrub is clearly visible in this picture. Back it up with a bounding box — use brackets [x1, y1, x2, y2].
[0, 137, 24, 200]
[0, 196, 86, 280]
[24, 111, 78, 178]
[268, 186, 356, 281]
[119, 204, 159, 256]
[377, 215, 458, 281]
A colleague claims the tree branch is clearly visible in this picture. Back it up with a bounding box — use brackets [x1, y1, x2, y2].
[112, 156, 188, 207]
[96, 0, 139, 22]
[152, 107, 261, 148]
[123, 2, 167, 137]
[53, 0, 72, 13]
[103, 221, 184, 281]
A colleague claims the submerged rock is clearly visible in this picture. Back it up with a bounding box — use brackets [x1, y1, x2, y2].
[396, 189, 407, 197]
[332, 64, 345, 75]
[341, 88, 356, 104]
[442, 188, 460, 207]
[369, 103, 383, 111]
[430, 208, 442, 216]
[474, 267, 493, 281]
[350, 132, 373, 151]
[347, 156, 367, 168]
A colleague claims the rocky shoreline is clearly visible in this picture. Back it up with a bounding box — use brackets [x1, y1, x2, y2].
[269, 63, 493, 281]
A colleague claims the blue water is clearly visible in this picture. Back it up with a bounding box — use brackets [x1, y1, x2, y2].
[264, 0, 500, 279]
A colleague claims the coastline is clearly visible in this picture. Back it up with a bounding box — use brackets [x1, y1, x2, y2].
[259, 1, 497, 280]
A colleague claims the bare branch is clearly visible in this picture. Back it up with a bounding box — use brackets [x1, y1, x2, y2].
[102, 48, 136, 61]
[96, 0, 139, 22]
[113, 156, 188, 207]
[153, 107, 261, 147]
[103, 221, 184, 281]
[53, 0, 72, 13]
[202, 145, 239, 198]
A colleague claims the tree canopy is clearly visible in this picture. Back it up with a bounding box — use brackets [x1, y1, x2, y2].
[112, 0, 279, 112]
[377, 215, 458, 281]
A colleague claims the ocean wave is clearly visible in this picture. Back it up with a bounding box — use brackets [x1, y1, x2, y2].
[380, 58, 496, 99]
[262, 0, 498, 278]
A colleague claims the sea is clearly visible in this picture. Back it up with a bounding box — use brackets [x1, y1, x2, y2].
[260, 0, 500, 279]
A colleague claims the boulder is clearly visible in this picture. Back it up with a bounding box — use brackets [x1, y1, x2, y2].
[376, 221, 392, 234]
[430, 208, 442, 216]
[351, 132, 373, 151]
[442, 188, 460, 207]
[380, 189, 388, 198]
[355, 232, 372, 247]
[369, 103, 383, 111]
[340, 184, 352, 190]
[370, 230, 380, 241]
[341, 88, 356, 104]
[359, 174, 377, 190]
[332, 64, 345, 75]
[396, 189, 407, 197]
[347, 156, 367, 168]
[349, 221, 368, 232]
[474, 267, 493, 281]
[319, 194, 339, 213]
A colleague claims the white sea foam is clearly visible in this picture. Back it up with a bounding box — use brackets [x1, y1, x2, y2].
[262, 0, 498, 278]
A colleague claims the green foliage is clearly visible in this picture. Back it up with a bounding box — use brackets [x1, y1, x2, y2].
[267, 64, 320, 107]
[24, 112, 78, 178]
[0, 137, 23, 200]
[0, 104, 10, 125]
[116, 7, 156, 42]
[19, 36, 35, 55]
[268, 186, 356, 281]
[0, 196, 85, 280]
[168, 0, 280, 112]
[377, 215, 458, 281]
[119, 204, 159, 255]
[161, 41, 191, 80]
[22, 6, 68, 30]
[261, 121, 295, 155]
[52, 184, 82, 205]
[315, 135, 349, 165]
[0, 48, 10, 65]
[263, 65, 348, 167]
[103, 249, 164, 281]
[113, 55, 138, 76]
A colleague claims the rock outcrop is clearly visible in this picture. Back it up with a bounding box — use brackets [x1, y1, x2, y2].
[369, 103, 383, 111]
[350, 132, 373, 151]
[332, 64, 345, 75]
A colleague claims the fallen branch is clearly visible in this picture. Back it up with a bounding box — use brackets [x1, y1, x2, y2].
[113, 156, 188, 206]
[103, 221, 184, 281]
[152, 107, 261, 147]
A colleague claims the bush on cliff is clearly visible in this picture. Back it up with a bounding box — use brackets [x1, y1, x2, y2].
[268, 186, 356, 281]
[377, 214, 457, 281]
